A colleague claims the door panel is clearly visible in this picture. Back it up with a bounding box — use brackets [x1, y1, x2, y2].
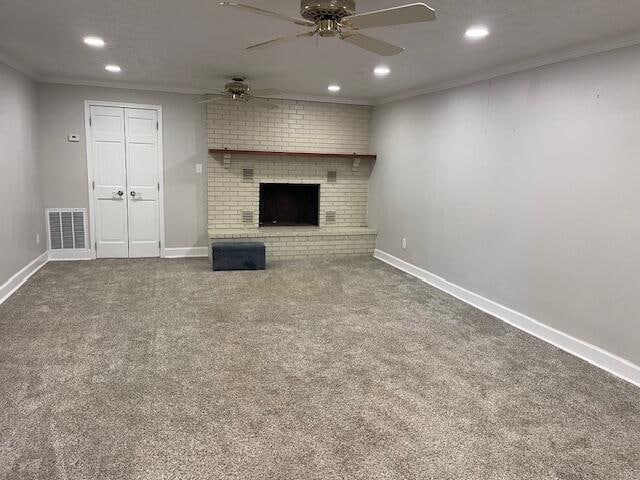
[96, 143, 127, 185]
[128, 200, 159, 257]
[95, 200, 129, 257]
[127, 143, 158, 186]
[90, 106, 128, 258]
[124, 108, 160, 258]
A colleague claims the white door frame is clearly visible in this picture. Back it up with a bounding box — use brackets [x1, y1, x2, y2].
[84, 100, 166, 259]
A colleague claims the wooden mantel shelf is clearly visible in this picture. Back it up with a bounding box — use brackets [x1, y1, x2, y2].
[209, 148, 376, 160]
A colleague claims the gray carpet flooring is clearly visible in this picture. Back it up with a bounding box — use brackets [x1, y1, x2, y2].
[0, 257, 638, 479]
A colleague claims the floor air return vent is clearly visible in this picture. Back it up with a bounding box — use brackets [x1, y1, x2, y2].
[47, 209, 89, 259]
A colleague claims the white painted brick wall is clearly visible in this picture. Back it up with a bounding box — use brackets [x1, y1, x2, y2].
[207, 98, 376, 260]
[207, 98, 371, 154]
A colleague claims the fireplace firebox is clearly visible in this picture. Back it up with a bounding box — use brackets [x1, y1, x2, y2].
[259, 183, 320, 227]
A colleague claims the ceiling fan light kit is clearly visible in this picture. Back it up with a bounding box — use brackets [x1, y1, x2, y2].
[220, 1, 436, 56]
[200, 76, 281, 109]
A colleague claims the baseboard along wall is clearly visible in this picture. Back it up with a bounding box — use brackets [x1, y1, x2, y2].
[48, 249, 92, 261]
[373, 249, 640, 388]
[0, 252, 48, 305]
[163, 246, 209, 258]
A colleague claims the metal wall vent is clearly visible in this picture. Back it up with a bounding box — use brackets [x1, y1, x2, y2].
[47, 209, 87, 250]
[242, 168, 254, 183]
[326, 211, 337, 224]
[242, 211, 254, 224]
[327, 170, 337, 183]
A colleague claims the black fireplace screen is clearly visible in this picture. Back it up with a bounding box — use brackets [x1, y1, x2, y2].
[259, 183, 320, 227]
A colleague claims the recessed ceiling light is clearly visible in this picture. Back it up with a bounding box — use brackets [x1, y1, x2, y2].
[105, 64, 122, 73]
[83, 36, 105, 48]
[328, 84, 341, 93]
[374, 66, 391, 77]
[465, 26, 490, 40]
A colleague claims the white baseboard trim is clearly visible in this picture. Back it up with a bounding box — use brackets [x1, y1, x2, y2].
[374, 249, 640, 388]
[164, 246, 209, 258]
[0, 252, 49, 305]
[48, 249, 92, 261]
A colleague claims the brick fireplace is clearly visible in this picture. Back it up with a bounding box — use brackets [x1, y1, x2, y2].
[260, 183, 320, 227]
[207, 98, 377, 261]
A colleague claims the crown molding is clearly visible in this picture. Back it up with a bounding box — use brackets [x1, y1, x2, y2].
[38, 76, 207, 95]
[375, 32, 640, 105]
[0, 49, 39, 80]
[262, 92, 373, 106]
[38, 76, 373, 105]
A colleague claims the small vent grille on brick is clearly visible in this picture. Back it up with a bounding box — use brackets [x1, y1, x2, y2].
[242, 168, 254, 182]
[242, 211, 254, 224]
[326, 211, 337, 224]
[327, 171, 337, 183]
[47, 209, 87, 250]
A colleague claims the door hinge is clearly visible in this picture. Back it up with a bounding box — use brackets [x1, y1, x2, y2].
[156, 121, 159, 130]
[157, 182, 160, 191]
[92, 181, 95, 190]
[94, 242, 97, 251]
[159, 241, 161, 249]
[89, 117, 92, 127]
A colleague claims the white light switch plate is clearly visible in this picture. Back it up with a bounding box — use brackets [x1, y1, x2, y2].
[68, 133, 80, 142]
[195, 163, 203, 174]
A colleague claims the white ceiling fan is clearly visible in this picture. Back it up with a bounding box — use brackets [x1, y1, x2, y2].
[200, 76, 281, 109]
[220, 1, 436, 56]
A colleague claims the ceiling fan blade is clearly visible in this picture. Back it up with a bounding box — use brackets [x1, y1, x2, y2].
[250, 88, 282, 97]
[247, 30, 316, 50]
[340, 33, 404, 56]
[246, 96, 278, 109]
[342, 3, 436, 29]
[220, 2, 315, 27]
[199, 88, 225, 95]
[197, 95, 226, 104]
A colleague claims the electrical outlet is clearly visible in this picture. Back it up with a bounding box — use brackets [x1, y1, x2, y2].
[195, 163, 203, 174]
[36, 233, 40, 245]
[402, 238, 407, 250]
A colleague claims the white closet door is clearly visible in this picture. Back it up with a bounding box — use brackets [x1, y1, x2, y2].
[90, 106, 129, 258]
[124, 108, 160, 258]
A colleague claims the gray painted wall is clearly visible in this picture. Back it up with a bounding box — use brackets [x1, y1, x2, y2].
[370, 44, 640, 365]
[0, 62, 45, 286]
[37, 83, 208, 249]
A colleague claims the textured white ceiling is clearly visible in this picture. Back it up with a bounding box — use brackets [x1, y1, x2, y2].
[1, 0, 640, 101]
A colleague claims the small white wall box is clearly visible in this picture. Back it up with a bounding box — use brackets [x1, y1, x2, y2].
[68, 134, 80, 142]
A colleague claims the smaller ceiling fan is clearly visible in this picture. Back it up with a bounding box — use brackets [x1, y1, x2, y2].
[220, 1, 436, 56]
[199, 76, 281, 109]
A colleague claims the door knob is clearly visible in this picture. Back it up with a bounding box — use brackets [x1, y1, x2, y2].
[130, 191, 137, 197]
[117, 190, 124, 197]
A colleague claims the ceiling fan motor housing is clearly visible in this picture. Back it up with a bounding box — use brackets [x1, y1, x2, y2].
[225, 77, 250, 96]
[300, 0, 356, 22]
